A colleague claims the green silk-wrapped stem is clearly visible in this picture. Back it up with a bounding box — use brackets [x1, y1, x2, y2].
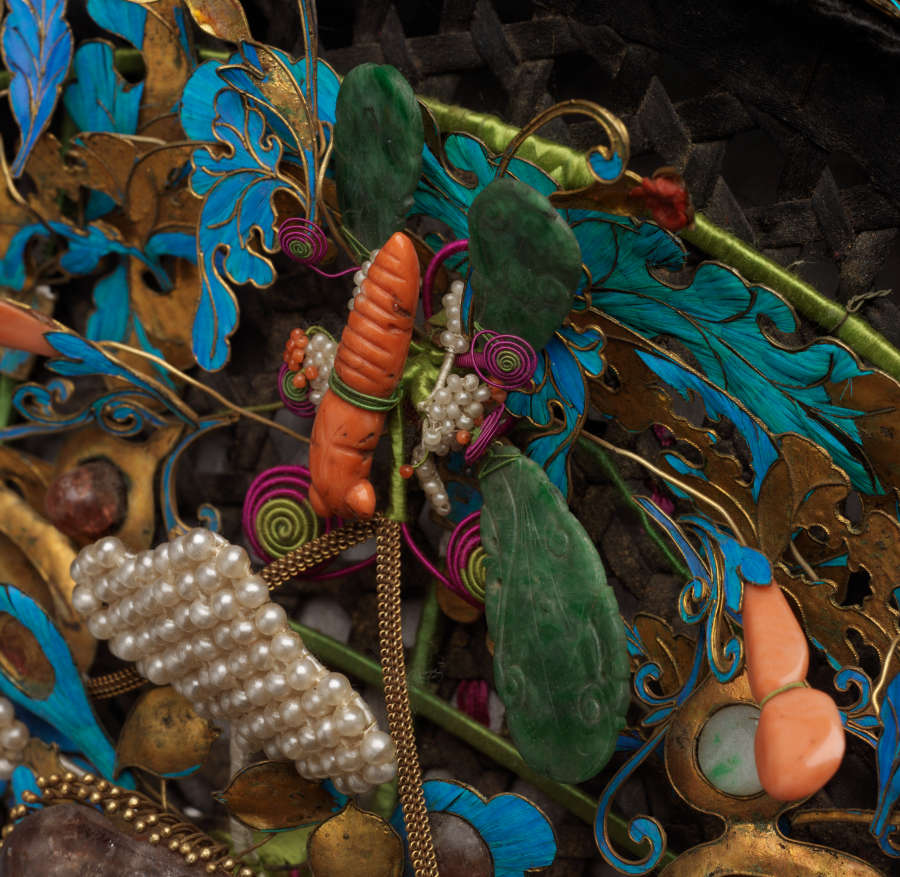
[0, 376, 13, 432]
[575, 434, 690, 581]
[386, 399, 407, 522]
[289, 620, 677, 865]
[421, 96, 900, 382]
[407, 581, 442, 691]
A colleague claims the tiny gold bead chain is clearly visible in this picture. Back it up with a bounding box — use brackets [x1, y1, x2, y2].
[376, 517, 439, 877]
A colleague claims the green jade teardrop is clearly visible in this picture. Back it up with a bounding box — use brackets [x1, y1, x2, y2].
[334, 63, 424, 251]
[467, 177, 582, 352]
[479, 445, 630, 783]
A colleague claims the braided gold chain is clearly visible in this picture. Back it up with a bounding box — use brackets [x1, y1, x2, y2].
[260, 518, 378, 588]
[376, 517, 438, 877]
[85, 667, 147, 699]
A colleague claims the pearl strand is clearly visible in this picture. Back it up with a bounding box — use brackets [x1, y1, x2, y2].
[303, 332, 337, 407]
[411, 446, 451, 517]
[347, 249, 379, 312]
[0, 696, 29, 780]
[438, 280, 468, 354]
[71, 533, 396, 795]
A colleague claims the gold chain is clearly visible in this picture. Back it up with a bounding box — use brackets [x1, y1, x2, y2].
[376, 517, 438, 877]
[86, 667, 147, 699]
[260, 518, 379, 588]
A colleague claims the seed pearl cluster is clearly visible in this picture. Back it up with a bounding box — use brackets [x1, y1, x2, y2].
[411, 446, 451, 516]
[0, 697, 29, 780]
[302, 333, 337, 407]
[70, 532, 396, 795]
[347, 249, 379, 311]
[438, 280, 469, 354]
[418, 371, 491, 457]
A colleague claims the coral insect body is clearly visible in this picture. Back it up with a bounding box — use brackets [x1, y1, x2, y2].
[309, 232, 420, 519]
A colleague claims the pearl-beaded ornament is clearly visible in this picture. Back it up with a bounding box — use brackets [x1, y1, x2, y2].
[347, 249, 379, 312]
[0, 696, 29, 780]
[437, 280, 468, 354]
[301, 332, 337, 407]
[70, 532, 396, 795]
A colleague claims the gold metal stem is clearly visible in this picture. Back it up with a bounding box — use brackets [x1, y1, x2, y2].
[376, 517, 438, 877]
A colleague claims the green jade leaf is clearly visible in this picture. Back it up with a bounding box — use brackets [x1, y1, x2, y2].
[334, 64, 424, 250]
[468, 178, 582, 351]
[479, 444, 630, 783]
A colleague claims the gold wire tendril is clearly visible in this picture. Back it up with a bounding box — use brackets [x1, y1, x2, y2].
[97, 341, 310, 445]
[580, 431, 745, 538]
[872, 633, 900, 718]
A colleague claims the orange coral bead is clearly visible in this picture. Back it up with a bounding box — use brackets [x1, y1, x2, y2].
[489, 387, 507, 404]
[754, 686, 844, 801]
[304, 365, 319, 381]
[291, 373, 307, 389]
[399, 464, 414, 479]
[742, 582, 809, 703]
[455, 430, 472, 446]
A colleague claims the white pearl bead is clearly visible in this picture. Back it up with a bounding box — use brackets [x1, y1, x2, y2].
[195, 562, 220, 594]
[270, 631, 302, 661]
[263, 740, 283, 760]
[279, 697, 303, 727]
[211, 589, 238, 620]
[475, 385, 492, 402]
[213, 625, 234, 651]
[153, 578, 179, 607]
[315, 717, 338, 748]
[192, 634, 217, 662]
[246, 677, 269, 707]
[168, 537, 189, 569]
[135, 551, 156, 583]
[175, 571, 198, 601]
[265, 672, 288, 699]
[335, 705, 370, 738]
[234, 575, 268, 608]
[278, 733, 305, 760]
[0, 699, 14, 725]
[0, 722, 28, 751]
[247, 641, 271, 670]
[316, 673, 351, 707]
[230, 689, 250, 715]
[93, 576, 112, 604]
[227, 651, 252, 679]
[153, 543, 171, 574]
[145, 656, 167, 685]
[300, 688, 330, 718]
[457, 414, 474, 431]
[0, 757, 17, 780]
[216, 545, 250, 579]
[156, 617, 181, 644]
[72, 585, 100, 615]
[335, 745, 364, 772]
[208, 659, 229, 689]
[87, 611, 112, 640]
[110, 632, 138, 661]
[255, 603, 287, 636]
[184, 528, 216, 561]
[286, 656, 319, 691]
[95, 537, 126, 569]
[263, 701, 282, 728]
[362, 761, 397, 784]
[188, 598, 215, 629]
[466, 401, 484, 418]
[172, 603, 192, 631]
[360, 730, 395, 765]
[345, 773, 371, 794]
[249, 712, 274, 740]
[231, 619, 258, 645]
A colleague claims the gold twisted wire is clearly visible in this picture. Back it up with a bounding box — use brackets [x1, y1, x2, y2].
[260, 518, 378, 588]
[376, 517, 438, 877]
[85, 667, 148, 699]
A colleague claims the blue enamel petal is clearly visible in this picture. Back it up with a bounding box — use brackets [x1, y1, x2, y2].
[86, 264, 130, 343]
[64, 42, 142, 134]
[586, 217, 880, 493]
[188, 88, 296, 370]
[2, 0, 74, 176]
[0, 587, 119, 781]
[872, 672, 900, 855]
[422, 780, 556, 876]
[86, 0, 146, 47]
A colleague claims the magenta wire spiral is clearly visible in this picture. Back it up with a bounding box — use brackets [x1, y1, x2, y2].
[279, 218, 328, 265]
[445, 512, 487, 607]
[455, 329, 538, 390]
[242, 465, 331, 563]
[278, 218, 359, 279]
[464, 404, 513, 464]
[278, 363, 316, 417]
[422, 239, 469, 319]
